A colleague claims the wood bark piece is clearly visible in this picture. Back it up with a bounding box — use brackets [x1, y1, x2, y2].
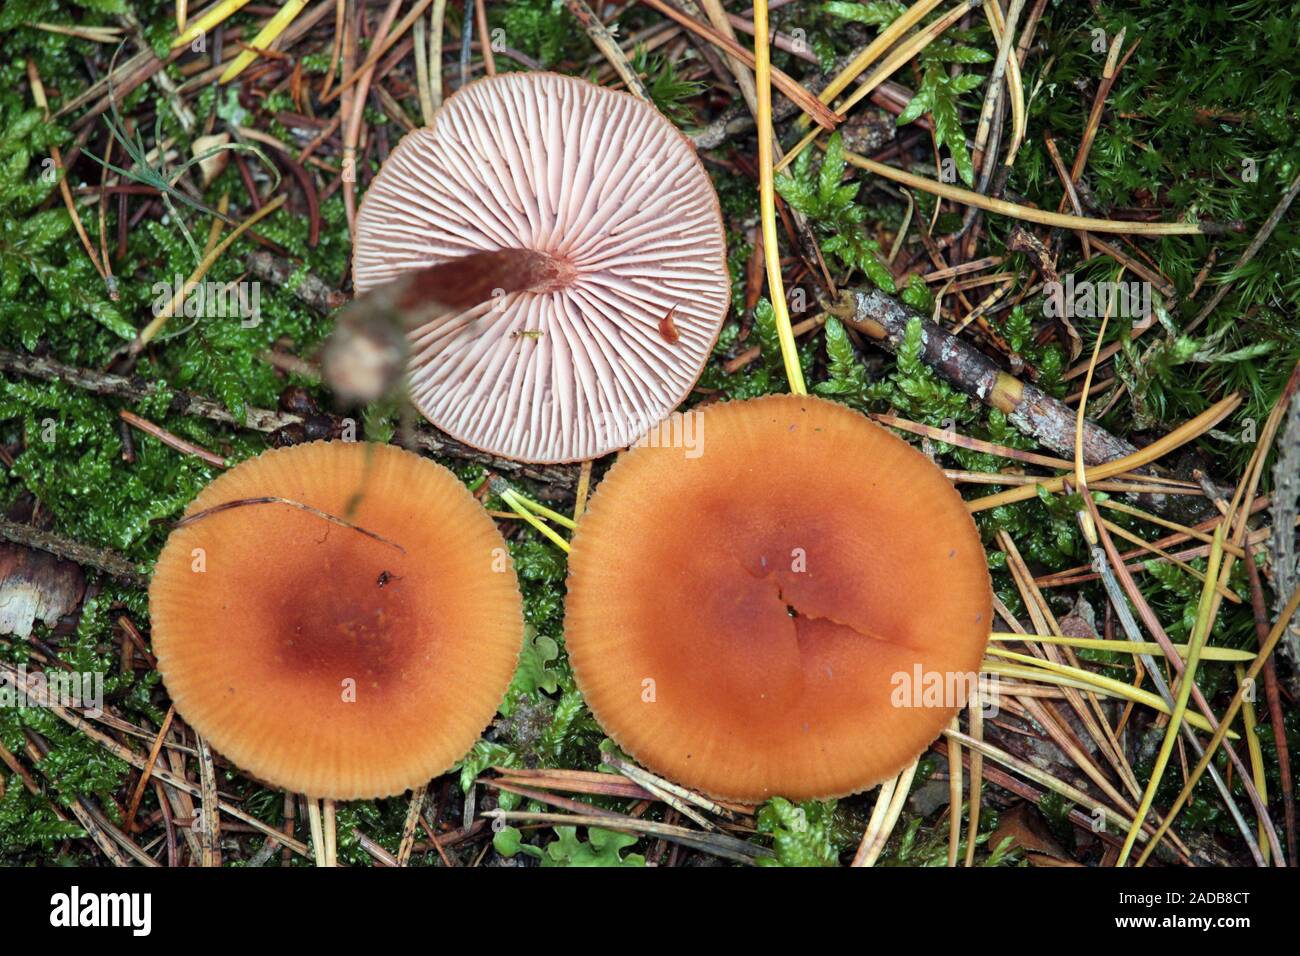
[0, 541, 87, 635]
[1271, 386, 1300, 692]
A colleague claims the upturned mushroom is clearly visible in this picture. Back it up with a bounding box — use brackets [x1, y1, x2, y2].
[563, 395, 992, 802]
[148, 441, 523, 800]
[346, 71, 730, 464]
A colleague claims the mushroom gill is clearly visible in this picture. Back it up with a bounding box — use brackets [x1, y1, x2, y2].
[351, 72, 729, 464]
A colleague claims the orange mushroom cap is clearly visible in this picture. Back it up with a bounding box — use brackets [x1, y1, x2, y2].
[149, 441, 522, 799]
[564, 395, 992, 802]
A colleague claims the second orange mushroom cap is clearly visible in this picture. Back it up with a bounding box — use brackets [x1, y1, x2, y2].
[564, 395, 993, 802]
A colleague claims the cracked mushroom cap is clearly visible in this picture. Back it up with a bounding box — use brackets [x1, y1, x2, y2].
[148, 441, 523, 799]
[353, 71, 729, 464]
[564, 395, 992, 802]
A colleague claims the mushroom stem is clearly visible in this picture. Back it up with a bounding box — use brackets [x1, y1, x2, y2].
[306, 797, 326, 867]
[322, 799, 338, 868]
[323, 248, 575, 404]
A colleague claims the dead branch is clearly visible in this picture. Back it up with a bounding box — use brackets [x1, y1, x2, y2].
[828, 286, 1137, 465]
[0, 349, 579, 490]
[0, 517, 144, 586]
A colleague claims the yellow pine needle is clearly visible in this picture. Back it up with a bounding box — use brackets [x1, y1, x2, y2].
[1096, 498, 1246, 558]
[944, 727, 1141, 839]
[573, 459, 593, 522]
[499, 490, 571, 553]
[135, 194, 285, 348]
[835, 1, 974, 120]
[988, 632, 1254, 662]
[842, 149, 1211, 235]
[774, 127, 819, 175]
[307, 798, 326, 866]
[855, 759, 918, 867]
[1117, 527, 1224, 866]
[783, 0, 970, 170]
[946, 715, 962, 866]
[508, 492, 577, 531]
[981, 657, 1234, 738]
[219, 0, 310, 84]
[1236, 663, 1271, 863]
[982, 0, 1026, 165]
[852, 769, 897, 866]
[968, 393, 1241, 512]
[202, 192, 231, 257]
[1135, 581, 1300, 866]
[172, 0, 254, 48]
[177, 0, 188, 31]
[1100, 516, 1240, 604]
[754, 0, 806, 395]
[1074, 270, 1117, 498]
[815, 0, 945, 111]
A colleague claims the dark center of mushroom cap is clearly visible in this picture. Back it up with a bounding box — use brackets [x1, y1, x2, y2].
[262, 567, 417, 695]
[223, 511, 439, 714]
[148, 440, 527, 800]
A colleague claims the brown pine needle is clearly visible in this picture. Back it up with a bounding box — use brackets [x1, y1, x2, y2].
[119, 410, 228, 468]
[474, 0, 495, 76]
[637, 0, 840, 129]
[874, 413, 1073, 468]
[26, 61, 112, 294]
[565, 0, 649, 99]
[323, 0, 450, 104]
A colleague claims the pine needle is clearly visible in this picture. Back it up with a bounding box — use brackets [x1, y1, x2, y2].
[1117, 528, 1225, 866]
[754, 0, 806, 394]
[842, 148, 1222, 235]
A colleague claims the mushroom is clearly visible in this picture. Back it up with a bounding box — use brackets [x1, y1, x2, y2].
[351, 71, 730, 464]
[563, 395, 992, 802]
[148, 441, 523, 800]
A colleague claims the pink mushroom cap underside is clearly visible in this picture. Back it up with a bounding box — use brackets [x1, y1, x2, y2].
[353, 72, 729, 464]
